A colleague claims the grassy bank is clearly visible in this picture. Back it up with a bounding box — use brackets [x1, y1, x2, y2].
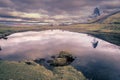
[0, 60, 86, 80]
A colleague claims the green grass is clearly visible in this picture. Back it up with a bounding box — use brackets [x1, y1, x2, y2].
[53, 66, 86, 80]
[0, 61, 53, 80]
[0, 61, 86, 80]
[103, 13, 120, 24]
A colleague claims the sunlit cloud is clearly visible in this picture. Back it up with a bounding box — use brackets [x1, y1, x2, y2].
[10, 11, 49, 19]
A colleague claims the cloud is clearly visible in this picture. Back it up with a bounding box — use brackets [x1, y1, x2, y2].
[100, 0, 120, 9]
[0, 0, 14, 7]
[0, 0, 120, 24]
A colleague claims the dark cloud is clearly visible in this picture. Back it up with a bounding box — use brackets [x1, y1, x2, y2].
[0, 13, 18, 19]
[0, 0, 14, 7]
[0, 0, 120, 24]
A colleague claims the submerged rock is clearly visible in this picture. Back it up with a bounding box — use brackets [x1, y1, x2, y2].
[34, 58, 46, 64]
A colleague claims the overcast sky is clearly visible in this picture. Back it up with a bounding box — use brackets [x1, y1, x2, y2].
[0, 0, 120, 24]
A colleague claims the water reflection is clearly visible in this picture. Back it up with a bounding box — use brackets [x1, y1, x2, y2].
[0, 30, 120, 80]
[91, 38, 99, 48]
[0, 46, 1, 51]
[0, 30, 119, 60]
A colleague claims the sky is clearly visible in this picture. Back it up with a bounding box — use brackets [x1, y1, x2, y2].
[0, 0, 120, 25]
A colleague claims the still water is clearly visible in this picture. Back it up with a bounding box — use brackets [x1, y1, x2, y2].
[0, 30, 120, 80]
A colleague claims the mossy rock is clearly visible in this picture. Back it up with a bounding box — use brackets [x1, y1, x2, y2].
[58, 51, 73, 58]
[48, 51, 75, 66]
[49, 58, 67, 66]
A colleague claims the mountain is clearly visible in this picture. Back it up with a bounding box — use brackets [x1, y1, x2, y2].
[88, 10, 120, 24]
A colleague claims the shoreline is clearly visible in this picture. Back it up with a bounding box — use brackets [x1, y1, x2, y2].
[0, 27, 120, 46]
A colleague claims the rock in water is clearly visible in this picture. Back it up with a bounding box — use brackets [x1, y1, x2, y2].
[48, 51, 76, 66]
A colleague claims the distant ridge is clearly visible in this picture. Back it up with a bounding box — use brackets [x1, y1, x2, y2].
[88, 10, 120, 24]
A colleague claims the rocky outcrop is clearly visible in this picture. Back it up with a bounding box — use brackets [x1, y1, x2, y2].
[93, 7, 101, 17]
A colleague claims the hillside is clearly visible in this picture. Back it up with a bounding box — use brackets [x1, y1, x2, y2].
[88, 10, 120, 24]
[103, 13, 120, 24]
[86, 11, 120, 46]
